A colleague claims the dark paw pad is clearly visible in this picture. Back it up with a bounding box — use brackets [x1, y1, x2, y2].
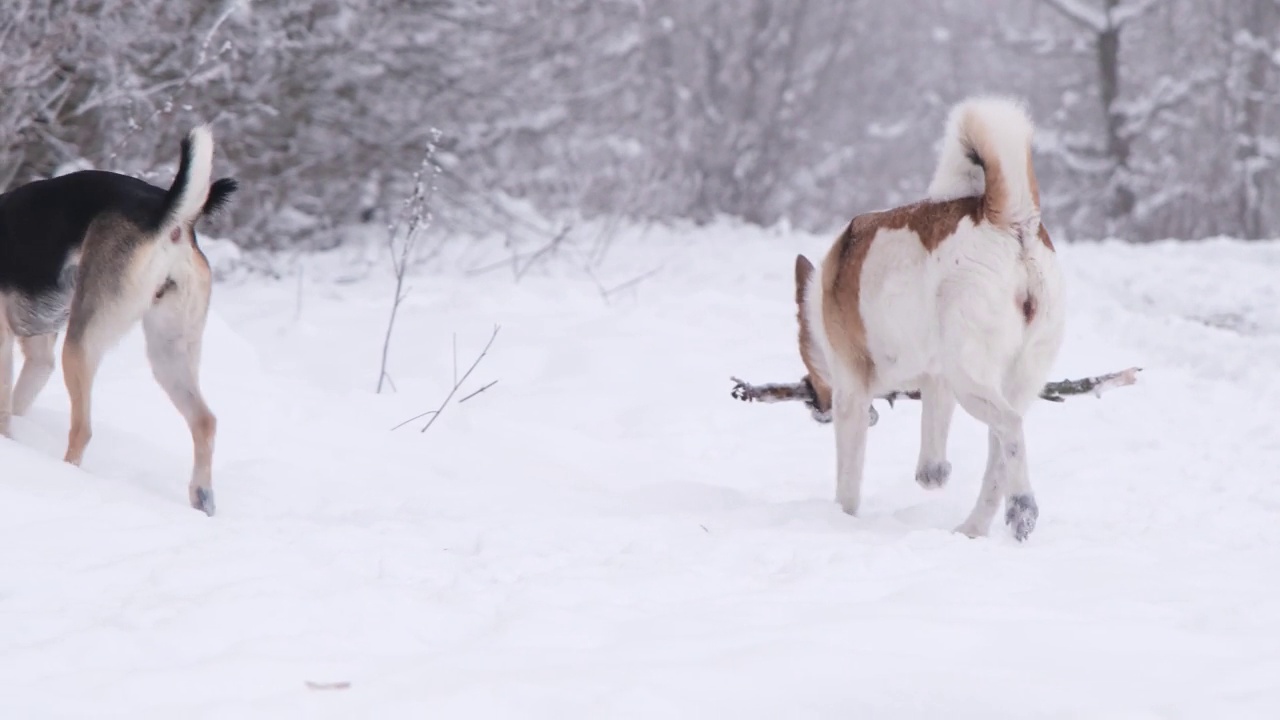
[1005, 494, 1038, 541]
[915, 461, 951, 490]
[193, 487, 216, 517]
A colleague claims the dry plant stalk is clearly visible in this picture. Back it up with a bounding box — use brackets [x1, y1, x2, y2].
[376, 128, 444, 394]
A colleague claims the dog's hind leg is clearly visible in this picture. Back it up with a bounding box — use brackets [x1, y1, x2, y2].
[62, 252, 153, 468]
[12, 333, 58, 416]
[143, 261, 216, 516]
[62, 322, 116, 467]
[0, 317, 13, 438]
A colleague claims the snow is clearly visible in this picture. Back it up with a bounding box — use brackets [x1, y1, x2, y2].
[3, 223, 1280, 718]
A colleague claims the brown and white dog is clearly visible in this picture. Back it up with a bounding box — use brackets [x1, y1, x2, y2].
[794, 97, 1065, 541]
[0, 127, 236, 515]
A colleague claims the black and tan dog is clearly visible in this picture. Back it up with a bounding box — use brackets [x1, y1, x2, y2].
[0, 126, 236, 515]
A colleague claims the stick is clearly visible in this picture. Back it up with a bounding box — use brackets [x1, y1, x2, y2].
[304, 680, 351, 691]
[459, 379, 499, 403]
[730, 367, 1142, 424]
[1036, 367, 1143, 401]
[390, 325, 501, 432]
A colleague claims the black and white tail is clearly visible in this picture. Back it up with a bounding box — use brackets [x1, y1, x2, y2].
[155, 126, 238, 231]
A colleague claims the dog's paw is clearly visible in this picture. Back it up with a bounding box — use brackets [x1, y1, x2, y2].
[1005, 494, 1038, 542]
[836, 489, 860, 517]
[915, 461, 951, 490]
[191, 487, 216, 517]
[953, 520, 988, 539]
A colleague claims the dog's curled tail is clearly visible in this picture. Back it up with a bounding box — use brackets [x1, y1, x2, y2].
[157, 125, 238, 231]
[927, 96, 1040, 239]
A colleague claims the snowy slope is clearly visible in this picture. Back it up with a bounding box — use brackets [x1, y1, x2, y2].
[2, 224, 1279, 719]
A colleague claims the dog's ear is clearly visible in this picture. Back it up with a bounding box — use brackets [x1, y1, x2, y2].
[792, 252, 832, 414]
[794, 254, 815, 305]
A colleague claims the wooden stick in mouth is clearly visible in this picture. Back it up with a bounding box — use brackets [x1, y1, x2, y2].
[730, 367, 1141, 426]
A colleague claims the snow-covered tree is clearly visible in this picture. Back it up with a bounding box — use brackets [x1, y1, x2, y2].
[2, 0, 1277, 245]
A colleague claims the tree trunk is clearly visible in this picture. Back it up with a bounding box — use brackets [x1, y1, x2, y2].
[1097, 0, 1135, 226]
[1234, 0, 1276, 239]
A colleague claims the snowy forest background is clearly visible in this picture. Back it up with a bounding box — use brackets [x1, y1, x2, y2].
[2, 0, 1279, 249]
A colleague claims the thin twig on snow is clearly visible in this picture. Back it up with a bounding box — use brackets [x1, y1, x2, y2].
[390, 325, 502, 432]
[304, 680, 351, 691]
[459, 379, 500, 403]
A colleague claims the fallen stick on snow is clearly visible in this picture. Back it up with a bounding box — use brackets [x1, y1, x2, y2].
[304, 680, 351, 691]
[730, 367, 1142, 426]
[391, 324, 501, 432]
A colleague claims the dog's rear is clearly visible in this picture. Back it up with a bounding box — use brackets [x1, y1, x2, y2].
[0, 126, 237, 516]
[793, 96, 1064, 541]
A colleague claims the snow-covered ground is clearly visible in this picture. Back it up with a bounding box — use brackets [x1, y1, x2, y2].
[3, 223, 1279, 718]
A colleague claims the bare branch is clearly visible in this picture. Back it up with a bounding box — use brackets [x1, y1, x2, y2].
[1040, 0, 1109, 32]
[1037, 366, 1143, 401]
[304, 680, 351, 691]
[515, 224, 573, 280]
[1111, 0, 1161, 27]
[390, 325, 502, 432]
[104, 0, 239, 165]
[588, 266, 665, 305]
[1116, 71, 1218, 140]
[730, 367, 1142, 425]
[1040, 0, 1156, 35]
[459, 379, 499, 403]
